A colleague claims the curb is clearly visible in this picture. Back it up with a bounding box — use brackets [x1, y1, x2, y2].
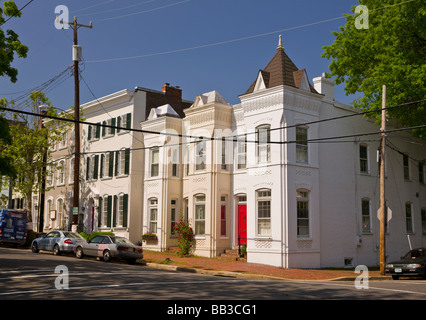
[142, 262, 392, 282]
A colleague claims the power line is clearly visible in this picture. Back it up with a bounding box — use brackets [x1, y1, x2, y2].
[0, 0, 34, 26]
[84, 0, 417, 63]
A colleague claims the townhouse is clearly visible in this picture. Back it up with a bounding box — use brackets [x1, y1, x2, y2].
[141, 37, 426, 268]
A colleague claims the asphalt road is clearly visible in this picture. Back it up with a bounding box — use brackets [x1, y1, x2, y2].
[1, 246, 426, 306]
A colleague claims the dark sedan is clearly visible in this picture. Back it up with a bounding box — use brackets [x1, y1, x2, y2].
[385, 248, 426, 280]
[73, 235, 143, 264]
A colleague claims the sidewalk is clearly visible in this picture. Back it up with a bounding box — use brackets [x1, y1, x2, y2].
[141, 250, 390, 281]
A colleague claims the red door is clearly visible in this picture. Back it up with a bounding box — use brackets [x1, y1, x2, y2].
[238, 204, 247, 245]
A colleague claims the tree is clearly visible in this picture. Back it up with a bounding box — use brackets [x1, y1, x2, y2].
[0, 0, 29, 83]
[0, 109, 14, 176]
[3, 91, 71, 220]
[322, 0, 425, 138]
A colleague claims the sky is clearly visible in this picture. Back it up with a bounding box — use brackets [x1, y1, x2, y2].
[0, 0, 361, 110]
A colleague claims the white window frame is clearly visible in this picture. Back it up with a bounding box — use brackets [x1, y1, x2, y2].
[359, 144, 369, 174]
[256, 189, 271, 236]
[194, 194, 206, 236]
[296, 125, 308, 164]
[361, 198, 371, 233]
[148, 198, 158, 233]
[195, 140, 206, 171]
[296, 189, 310, 237]
[150, 148, 159, 177]
[256, 125, 270, 164]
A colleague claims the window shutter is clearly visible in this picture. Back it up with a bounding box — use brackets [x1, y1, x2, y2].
[123, 194, 128, 227]
[113, 195, 117, 227]
[98, 197, 103, 228]
[96, 123, 101, 139]
[88, 125, 92, 141]
[114, 151, 119, 176]
[126, 113, 131, 129]
[109, 151, 114, 177]
[107, 195, 112, 227]
[93, 155, 99, 180]
[100, 154, 104, 178]
[102, 121, 106, 137]
[111, 118, 116, 135]
[117, 116, 121, 133]
[124, 148, 130, 175]
[86, 157, 90, 180]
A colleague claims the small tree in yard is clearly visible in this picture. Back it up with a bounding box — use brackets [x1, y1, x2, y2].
[173, 218, 194, 257]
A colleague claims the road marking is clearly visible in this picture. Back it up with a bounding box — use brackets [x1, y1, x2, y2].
[0, 279, 244, 296]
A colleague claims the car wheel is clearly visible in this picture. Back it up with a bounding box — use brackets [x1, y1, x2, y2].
[103, 250, 111, 262]
[31, 242, 39, 253]
[75, 247, 84, 259]
[392, 275, 399, 280]
[53, 244, 61, 256]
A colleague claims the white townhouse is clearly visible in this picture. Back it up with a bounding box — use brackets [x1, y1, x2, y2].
[141, 37, 426, 268]
[44, 83, 192, 243]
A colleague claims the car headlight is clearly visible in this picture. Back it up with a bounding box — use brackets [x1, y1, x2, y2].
[406, 264, 421, 268]
[385, 264, 393, 268]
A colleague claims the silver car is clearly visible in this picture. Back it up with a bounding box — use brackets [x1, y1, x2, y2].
[31, 230, 85, 255]
[74, 235, 143, 264]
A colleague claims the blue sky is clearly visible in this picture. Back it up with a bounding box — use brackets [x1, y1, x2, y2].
[1, 0, 360, 110]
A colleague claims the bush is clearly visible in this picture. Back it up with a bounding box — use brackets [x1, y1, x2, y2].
[173, 219, 194, 257]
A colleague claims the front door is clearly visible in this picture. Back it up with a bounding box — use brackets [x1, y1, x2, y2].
[238, 204, 247, 245]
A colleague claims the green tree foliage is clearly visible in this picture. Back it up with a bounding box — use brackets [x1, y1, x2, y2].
[322, 0, 425, 138]
[0, 109, 14, 176]
[3, 91, 71, 218]
[0, 0, 29, 83]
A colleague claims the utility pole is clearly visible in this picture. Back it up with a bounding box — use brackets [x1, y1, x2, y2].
[61, 16, 92, 231]
[380, 84, 386, 275]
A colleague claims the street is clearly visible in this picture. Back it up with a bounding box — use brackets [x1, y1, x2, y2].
[1, 247, 426, 304]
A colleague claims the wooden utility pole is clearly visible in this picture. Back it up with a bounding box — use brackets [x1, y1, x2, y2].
[61, 17, 92, 230]
[380, 85, 386, 275]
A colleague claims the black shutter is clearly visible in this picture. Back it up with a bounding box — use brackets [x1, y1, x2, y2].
[86, 157, 90, 180]
[117, 116, 121, 133]
[124, 148, 130, 175]
[111, 118, 116, 135]
[113, 195, 117, 227]
[100, 154, 104, 178]
[126, 113, 131, 129]
[93, 155, 99, 180]
[114, 151, 119, 176]
[123, 194, 128, 227]
[107, 195, 112, 227]
[109, 151, 114, 177]
[96, 123, 101, 139]
[98, 197, 103, 228]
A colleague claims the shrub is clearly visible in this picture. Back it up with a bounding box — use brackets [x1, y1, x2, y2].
[173, 219, 194, 257]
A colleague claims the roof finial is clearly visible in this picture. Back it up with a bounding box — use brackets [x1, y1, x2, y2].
[277, 34, 284, 50]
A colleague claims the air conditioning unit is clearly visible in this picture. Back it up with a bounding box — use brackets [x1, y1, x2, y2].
[72, 45, 82, 62]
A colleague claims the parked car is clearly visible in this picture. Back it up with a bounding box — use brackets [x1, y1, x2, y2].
[74, 235, 143, 264]
[31, 230, 85, 255]
[385, 248, 426, 280]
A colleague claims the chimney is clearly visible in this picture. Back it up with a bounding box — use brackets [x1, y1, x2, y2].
[161, 83, 184, 117]
[313, 73, 335, 101]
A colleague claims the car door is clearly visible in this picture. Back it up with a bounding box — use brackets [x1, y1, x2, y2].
[85, 236, 104, 257]
[45, 231, 61, 251]
[38, 231, 57, 250]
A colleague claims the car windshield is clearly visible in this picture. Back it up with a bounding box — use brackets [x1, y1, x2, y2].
[403, 249, 426, 259]
[111, 237, 133, 245]
[63, 232, 85, 239]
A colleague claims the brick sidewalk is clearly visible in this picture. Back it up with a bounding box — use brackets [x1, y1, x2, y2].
[142, 250, 388, 281]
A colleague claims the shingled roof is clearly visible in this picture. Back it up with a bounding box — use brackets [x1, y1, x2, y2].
[244, 36, 317, 94]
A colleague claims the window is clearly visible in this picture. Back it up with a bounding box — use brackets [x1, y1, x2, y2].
[102, 118, 115, 137]
[421, 208, 426, 234]
[220, 196, 227, 236]
[361, 198, 371, 233]
[257, 189, 271, 236]
[115, 194, 128, 227]
[194, 195, 206, 235]
[221, 137, 227, 170]
[296, 126, 308, 163]
[100, 152, 113, 178]
[419, 162, 425, 184]
[359, 145, 369, 174]
[57, 198, 64, 228]
[195, 140, 206, 171]
[256, 125, 270, 163]
[237, 134, 247, 169]
[117, 113, 131, 133]
[148, 198, 158, 233]
[57, 160, 65, 185]
[172, 148, 179, 177]
[297, 190, 309, 237]
[171, 199, 177, 235]
[150, 148, 159, 177]
[406, 202, 413, 233]
[185, 146, 190, 176]
[69, 158, 74, 184]
[59, 132, 67, 149]
[115, 148, 130, 176]
[99, 195, 112, 228]
[403, 154, 410, 180]
[86, 155, 99, 180]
